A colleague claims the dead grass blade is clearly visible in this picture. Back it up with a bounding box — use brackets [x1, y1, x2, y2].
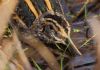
[0, 0, 18, 40]
[11, 17, 61, 70]
[25, 0, 39, 18]
[44, 0, 53, 11]
[12, 32, 33, 70]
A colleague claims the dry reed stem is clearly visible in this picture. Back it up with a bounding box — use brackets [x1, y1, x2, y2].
[0, 32, 32, 70]
[25, 0, 39, 18]
[0, 34, 19, 70]
[11, 59, 24, 70]
[0, 49, 9, 70]
[44, 0, 53, 11]
[11, 17, 61, 70]
[0, 0, 32, 69]
[0, 0, 18, 69]
[13, 13, 27, 28]
[18, 32, 61, 70]
[1, 37, 17, 60]
[12, 32, 33, 70]
[0, 0, 18, 40]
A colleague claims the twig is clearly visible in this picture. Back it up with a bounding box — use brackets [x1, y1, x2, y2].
[13, 13, 27, 28]
[11, 59, 24, 70]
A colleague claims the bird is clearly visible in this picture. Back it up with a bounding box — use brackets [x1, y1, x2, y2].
[30, 12, 70, 44]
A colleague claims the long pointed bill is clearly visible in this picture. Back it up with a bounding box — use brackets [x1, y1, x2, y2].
[67, 37, 82, 55]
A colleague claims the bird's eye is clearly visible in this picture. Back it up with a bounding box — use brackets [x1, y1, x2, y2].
[49, 25, 54, 30]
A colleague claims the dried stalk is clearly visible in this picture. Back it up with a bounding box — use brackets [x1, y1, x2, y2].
[0, 49, 9, 70]
[11, 59, 24, 70]
[80, 34, 96, 48]
[18, 31, 60, 70]
[1, 37, 14, 58]
[12, 32, 33, 70]
[0, 0, 33, 69]
[44, 0, 53, 11]
[11, 17, 61, 70]
[13, 13, 27, 28]
[0, 32, 33, 70]
[25, 0, 39, 18]
[0, 0, 18, 68]
[0, 0, 18, 40]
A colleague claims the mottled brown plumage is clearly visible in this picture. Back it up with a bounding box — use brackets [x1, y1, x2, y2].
[30, 12, 70, 44]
